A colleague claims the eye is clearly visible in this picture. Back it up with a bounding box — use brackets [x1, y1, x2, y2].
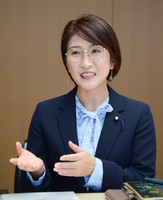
[70, 49, 81, 57]
[91, 47, 101, 54]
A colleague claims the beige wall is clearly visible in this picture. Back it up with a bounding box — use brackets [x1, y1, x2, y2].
[0, 0, 162, 193]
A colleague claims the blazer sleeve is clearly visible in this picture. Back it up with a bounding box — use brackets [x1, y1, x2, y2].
[101, 104, 156, 191]
[19, 103, 52, 192]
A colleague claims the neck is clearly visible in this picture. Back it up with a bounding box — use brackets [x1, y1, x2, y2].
[76, 84, 109, 111]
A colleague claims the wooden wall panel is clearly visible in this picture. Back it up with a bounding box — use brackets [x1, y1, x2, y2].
[0, 0, 113, 193]
[112, 0, 163, 179]
[0, 0, 162, 193]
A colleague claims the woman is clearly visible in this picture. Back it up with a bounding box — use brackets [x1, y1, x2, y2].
[10, 14, 156, 193]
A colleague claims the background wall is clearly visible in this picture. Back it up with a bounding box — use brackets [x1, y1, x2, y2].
[0, 0, 162, 193]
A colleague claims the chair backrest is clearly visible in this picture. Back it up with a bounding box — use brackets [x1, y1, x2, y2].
[14, 139, 28, 193]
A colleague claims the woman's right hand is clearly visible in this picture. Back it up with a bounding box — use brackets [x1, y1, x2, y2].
[9, 141, 44, 179]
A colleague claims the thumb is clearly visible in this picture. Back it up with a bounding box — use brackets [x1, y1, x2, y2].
[68, 141, 84, 153]
[15, 141, 23, 157]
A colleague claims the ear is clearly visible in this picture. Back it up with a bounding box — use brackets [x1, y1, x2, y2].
[110, 61, 115, 70]
[109, 55, 115, 69]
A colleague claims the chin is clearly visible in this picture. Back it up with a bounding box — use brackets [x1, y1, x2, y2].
[77, 82, 100, 92]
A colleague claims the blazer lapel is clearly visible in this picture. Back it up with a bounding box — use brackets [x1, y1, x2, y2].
[96, 86, 126, 159]
[95, 110, 125, 159]
[56, 87, 78, 154]
[56, 87, 86, 192]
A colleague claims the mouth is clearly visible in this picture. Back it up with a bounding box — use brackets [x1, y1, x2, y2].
[80, 72, 96, 78]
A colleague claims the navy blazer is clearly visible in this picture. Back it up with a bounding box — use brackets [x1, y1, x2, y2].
[19, 85, 156, 193]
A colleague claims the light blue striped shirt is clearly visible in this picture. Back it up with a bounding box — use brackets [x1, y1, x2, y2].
[27, 95, 113, 191]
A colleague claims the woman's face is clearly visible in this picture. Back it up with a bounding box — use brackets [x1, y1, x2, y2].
[66, 34, 114, 92]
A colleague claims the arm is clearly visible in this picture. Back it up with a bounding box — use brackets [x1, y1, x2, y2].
[10, 104, 52, 192]
[9, 141, 51, 192]
[26, 164, 46, 186]
[84, 158, 103, 191]
[54, 141, 96, 177]
[102, 104, 156, 191]
[10, 141, 44, 177]
[54, 141, 103, 191]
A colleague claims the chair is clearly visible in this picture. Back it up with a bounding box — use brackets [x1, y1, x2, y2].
[14, 139, 28, 193]
[0, 189, 8, 194]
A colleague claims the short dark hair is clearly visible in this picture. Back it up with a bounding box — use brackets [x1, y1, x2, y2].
[61, 14, 121, 82]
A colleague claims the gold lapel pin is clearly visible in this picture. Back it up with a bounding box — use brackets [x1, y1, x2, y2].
[115, 116, 119, 120]
[114, 115, 125, 131]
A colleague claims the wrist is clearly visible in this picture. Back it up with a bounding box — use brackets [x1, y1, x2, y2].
[30, 160, 44, 180]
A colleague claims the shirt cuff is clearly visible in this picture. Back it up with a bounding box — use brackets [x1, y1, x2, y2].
[84, 158, 103, 191]
[26, 164, 46, 186]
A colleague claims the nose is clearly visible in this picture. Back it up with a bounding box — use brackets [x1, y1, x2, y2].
[80, 52, 92, 68]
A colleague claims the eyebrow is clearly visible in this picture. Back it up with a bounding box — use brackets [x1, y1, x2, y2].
[69, 46, 81, 49]
[69, 44, 94, 49]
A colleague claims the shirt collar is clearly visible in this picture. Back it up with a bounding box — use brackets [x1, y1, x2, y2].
[75, 95, 113, 119]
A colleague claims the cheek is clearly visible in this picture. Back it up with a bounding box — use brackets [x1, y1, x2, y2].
[104, 53, 114, 69]
[104, 61, 114, 72]
[66, 62, 76, 74]
[98, 59, 112, 72]
[66, 61, 72, 73]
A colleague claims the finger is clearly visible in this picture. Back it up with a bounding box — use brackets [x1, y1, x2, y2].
[54, 162, 75, 170]
[60, 154, 77, 161]
[9, 158, 25, 169]
[9, 158, 18, 165]
[68, 141, 84, 153]
[15, 141, 23, 157]
[57, 169, 75, 177]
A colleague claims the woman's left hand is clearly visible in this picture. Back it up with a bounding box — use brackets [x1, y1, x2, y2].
[53, 141, 96, 177]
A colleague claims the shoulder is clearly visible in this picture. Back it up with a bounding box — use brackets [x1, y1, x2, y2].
[119, 94, 153, 121]
[109, 86, 148, 107]
[35, 87, 77, 114]
[109, 86, 152, 117]
[119, 94, 149, 109]
[37, 94, 66, 108]
[109, 87, 155, 137]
